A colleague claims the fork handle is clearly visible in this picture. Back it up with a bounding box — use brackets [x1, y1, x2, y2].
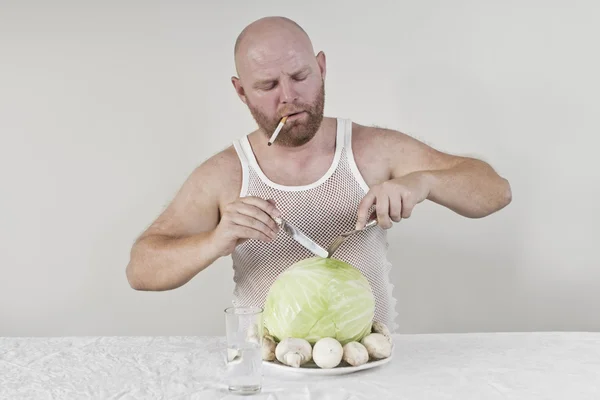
[364, 219, 378, 229]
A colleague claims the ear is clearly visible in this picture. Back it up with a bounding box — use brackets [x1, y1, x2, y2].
[316, 51, 326, 80]
[231, 76, 248, 105]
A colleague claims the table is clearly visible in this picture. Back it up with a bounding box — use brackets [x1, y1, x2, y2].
[1, 332, 599, 399]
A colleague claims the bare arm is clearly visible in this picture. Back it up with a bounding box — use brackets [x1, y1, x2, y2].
[390, 132, 512, 218]
[356, 127, 512, 229]
[125, 155, 223, 291]
[126, 147, 281, 291]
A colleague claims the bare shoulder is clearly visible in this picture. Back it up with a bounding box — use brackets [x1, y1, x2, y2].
[138, 145, 243, 239]
[167, 144, 243, 206]
[351, 122, 464, 179]
[194, 145, 243, 203]
[350, 122, 396, 186]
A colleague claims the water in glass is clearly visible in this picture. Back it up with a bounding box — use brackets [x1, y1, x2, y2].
[225, 306, 263, 395]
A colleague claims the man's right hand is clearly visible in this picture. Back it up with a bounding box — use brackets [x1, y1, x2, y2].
[211, 196, 282, 257]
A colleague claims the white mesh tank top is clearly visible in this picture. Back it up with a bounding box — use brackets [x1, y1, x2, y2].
[230, 118, 398, 332]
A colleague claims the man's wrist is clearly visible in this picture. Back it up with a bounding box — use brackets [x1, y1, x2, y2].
[418, 170, 438, 199]
[202, 229, 226, 260]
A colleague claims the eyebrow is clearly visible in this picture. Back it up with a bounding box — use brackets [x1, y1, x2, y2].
[253, 66, 312, 89]
[289, 66, 311, 78]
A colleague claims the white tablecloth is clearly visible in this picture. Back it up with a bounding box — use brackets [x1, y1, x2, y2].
[1, 332, 599, 399]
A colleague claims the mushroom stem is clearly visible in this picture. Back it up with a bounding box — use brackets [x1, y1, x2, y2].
[275, 338, 312, 367]
[283, 352, 303, 367]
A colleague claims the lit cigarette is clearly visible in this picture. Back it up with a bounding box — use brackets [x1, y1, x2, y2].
[268, 116, 288, 146]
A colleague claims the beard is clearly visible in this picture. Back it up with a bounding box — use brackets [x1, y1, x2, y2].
[247, 81, 325, 147]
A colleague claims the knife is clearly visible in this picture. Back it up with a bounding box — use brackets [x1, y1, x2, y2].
[275, 217, 328, 258]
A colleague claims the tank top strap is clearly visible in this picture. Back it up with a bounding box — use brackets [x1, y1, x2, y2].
[232, 139, 250, 197]
[341, 118, 370, 194]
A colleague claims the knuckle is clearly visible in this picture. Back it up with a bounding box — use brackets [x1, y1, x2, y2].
[382, 181, 397, 192]
[221, 212, 233, 224]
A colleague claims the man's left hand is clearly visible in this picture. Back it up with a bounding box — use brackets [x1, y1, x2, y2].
[355, 172, 432, 230]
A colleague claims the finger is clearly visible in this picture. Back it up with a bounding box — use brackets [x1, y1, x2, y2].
[376, 195, 392, 229]
[231, 214, 278, 239]
[266, 199, 282, 223]
[401, 195, 414, 219]
[356, 191, 376, 229]
[235, 203, 280, 233]
[235, 225, 274, 243]
[389, 194, 403, 222]
[241, 196, 281, 218]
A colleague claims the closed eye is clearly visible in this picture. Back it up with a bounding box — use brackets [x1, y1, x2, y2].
[254, 67, 310, 90]
[254, 80, 278, 91]
[292, 73, 308, 81]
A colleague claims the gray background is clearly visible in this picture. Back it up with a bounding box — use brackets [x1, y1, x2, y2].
[1, 0, 598, 336]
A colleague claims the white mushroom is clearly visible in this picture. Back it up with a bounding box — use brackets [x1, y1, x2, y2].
[262, 334, 277, 361]
[342, 341, 369, 366]
[275, 338, 312, 368]
[371, 321, 392, 340]
[312, 337, 343, 369]
[245, 323, 261, 345]
[361, 333, 393, 359]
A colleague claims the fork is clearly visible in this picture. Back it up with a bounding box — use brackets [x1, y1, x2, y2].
[326, 218, 378, 258]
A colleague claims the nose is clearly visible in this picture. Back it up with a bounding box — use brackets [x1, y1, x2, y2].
[279, 78, 298, 104]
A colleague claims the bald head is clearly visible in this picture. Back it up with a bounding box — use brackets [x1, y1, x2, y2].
[230, 17, 327, 147]
[234, 16, 315, 77]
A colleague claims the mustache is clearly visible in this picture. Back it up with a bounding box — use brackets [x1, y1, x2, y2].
[278, 106, 311, 119]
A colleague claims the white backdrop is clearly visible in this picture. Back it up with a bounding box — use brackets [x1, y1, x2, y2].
[1, 0, 598, 337]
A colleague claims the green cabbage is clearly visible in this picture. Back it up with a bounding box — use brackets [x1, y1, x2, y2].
[263, 256, 375, 345]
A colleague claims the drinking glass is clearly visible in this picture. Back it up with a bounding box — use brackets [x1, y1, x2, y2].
[224, 306, 263, 395]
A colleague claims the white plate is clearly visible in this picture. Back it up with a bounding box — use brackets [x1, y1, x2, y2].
[263, 354, 393, 376]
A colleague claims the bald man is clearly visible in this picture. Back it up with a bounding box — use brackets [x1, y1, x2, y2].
[126, 17, 511, 331]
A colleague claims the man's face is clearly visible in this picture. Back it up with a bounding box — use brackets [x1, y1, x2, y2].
[247, 78, 325, 147]
[233, 37, 327, 147]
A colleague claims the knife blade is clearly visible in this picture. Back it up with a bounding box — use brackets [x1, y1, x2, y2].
[276, 218, 328, 258]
